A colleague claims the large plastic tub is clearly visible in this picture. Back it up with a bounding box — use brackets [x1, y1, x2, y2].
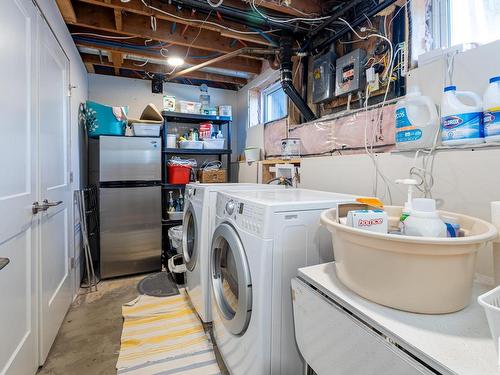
[320, 206, 497, 314]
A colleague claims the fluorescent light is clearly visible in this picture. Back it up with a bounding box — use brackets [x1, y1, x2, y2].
[167, 56, 185, 67]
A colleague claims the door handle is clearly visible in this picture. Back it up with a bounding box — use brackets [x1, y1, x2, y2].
[42, 199, 63, 208]
[0, 258, 10, 271]
[32, 200, 63, 214]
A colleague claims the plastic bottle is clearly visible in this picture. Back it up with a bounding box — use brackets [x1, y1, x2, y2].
[441, 86, 484, 146]
[395, 178, 418, 231]
[403, 198, 447, 237]
[484, 76, 500, 143]
[216, 130, 224, 139]
[395, 87, 439, 150]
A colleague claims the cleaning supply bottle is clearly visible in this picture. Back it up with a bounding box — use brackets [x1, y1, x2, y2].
[403, 198, 447, 237]
[216, 130, 224, 139]
[441, 85, 484, 146]
[484, 76, 500, 143]
[168, 191, 175, 213]
[395, 87, 439, 150]
[395, 178, 418, 231]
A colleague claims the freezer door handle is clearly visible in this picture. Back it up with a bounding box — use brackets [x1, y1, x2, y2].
[0, 258, 10, 271]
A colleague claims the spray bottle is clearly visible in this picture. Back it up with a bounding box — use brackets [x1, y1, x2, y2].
[168, 191, 175, 213]
[395, 178, 419, 231]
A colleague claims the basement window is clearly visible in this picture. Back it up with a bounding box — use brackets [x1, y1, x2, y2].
[431, 0, 500, 49]
[262, 82, 287, 124]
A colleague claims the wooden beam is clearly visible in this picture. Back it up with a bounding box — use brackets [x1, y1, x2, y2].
[239, 0, 323, 17]
[74, 39, 262, 75]
[113, 8, 122, 31]
[109, 51, 123, 75]
[56, 0, 77, 23]
[81, 53, 248, 85]
[72, 2, 266, 54]
[84, 62, 95, 73]
[76, 0, 275, 46]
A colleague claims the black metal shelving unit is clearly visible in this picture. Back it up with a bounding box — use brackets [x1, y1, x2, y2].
[160, 111, 232, 270]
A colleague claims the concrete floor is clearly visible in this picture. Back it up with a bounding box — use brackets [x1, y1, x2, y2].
[37, 274, 144, 375]
[37, 274, 228, 375]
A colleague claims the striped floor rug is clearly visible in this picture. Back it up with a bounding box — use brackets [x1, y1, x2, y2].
[116, 289, 221, 375]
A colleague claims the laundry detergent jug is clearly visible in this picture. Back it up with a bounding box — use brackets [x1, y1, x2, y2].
[441, 86, 484, 146]
[395, 87, 439, 150]
[484, 76, 500, 143]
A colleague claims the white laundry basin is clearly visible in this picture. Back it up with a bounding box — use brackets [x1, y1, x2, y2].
[320, 206, 498, 314]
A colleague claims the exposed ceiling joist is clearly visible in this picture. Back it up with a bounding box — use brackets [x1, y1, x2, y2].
[82, 53, 247, 85]
[113, 8, 122, 31]
[74, 39, 262, 75]
[71, 2, 267, 55]
[76, 0, 276, 46]
[55, 0, 77, 23]
[239, 0, 323, 17]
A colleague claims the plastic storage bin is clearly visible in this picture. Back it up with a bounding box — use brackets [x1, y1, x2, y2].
[167, 165, 191, 184]
[478, 286, 500, 364]
[244, 147, 260, 162]
[177, 101, 201, 114]
[203, 139, 225, 149]
[179, 140, 204, 149]
[132, 123, 161, 137]
[320, 206, 498, 314]
[168, 211, 183, 221]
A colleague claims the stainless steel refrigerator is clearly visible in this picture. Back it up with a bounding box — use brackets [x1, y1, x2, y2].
[92, 136, 161, 279]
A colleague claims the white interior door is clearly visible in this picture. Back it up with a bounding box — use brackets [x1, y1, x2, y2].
[37, 17, 72, 364]
[0, 0, 39, 374]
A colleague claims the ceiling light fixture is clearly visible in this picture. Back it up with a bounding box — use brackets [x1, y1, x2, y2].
[167, 56, 185, 67]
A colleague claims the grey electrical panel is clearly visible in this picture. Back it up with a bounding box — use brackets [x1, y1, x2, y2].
[312, 51, 336, 104]
[335, 49, 367, 97]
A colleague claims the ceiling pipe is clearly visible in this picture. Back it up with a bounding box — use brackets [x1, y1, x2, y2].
[279, 35, 317, 123]
[309, 0, 365, 38]
[313, 0, 398, 54]
[168, 47, 278, 80]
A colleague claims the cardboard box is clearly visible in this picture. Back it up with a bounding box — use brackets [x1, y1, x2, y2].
[197, 169, 227, 183]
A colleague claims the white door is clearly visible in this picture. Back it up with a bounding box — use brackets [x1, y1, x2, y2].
[37, 17, 72, 364]
[0, 0, 39, 374]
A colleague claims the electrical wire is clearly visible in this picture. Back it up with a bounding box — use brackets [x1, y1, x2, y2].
[139, 0, 279, 35]
[250, 0, 330, 23]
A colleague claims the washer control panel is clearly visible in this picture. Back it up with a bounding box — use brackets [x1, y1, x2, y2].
[217, 195, 264, 235]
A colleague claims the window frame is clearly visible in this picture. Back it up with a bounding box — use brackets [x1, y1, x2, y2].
[261, 81, 288, 125]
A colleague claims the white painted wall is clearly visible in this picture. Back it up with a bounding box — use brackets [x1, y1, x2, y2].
[88, 74, 239, 160]
[35, 0, 89, 297]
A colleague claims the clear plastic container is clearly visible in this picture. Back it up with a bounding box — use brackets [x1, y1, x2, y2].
[478, 285, 500, 365]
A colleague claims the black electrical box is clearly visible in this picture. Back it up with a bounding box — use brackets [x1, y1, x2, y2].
[152, 75, 164, 94]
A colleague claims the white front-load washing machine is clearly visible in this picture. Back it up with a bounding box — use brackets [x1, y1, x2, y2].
[182, 183, 284, 323]
[210, 189, 357, 375]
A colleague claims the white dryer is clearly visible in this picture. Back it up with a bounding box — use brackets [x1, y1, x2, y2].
[210, 189, 357, 375]
[182, 183, 283, 323]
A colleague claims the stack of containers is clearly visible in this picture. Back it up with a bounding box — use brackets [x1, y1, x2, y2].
[484, 76, 500, 143]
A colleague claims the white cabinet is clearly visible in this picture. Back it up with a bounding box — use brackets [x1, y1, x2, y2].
[292, 278, 432, 375]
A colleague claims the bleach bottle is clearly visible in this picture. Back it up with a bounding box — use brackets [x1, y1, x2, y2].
[441, 86, 484, 146]
[395, 87, 439, 150]
[484, 76, 500, 143]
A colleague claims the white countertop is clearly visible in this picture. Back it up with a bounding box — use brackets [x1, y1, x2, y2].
[298, 263, 499, 375]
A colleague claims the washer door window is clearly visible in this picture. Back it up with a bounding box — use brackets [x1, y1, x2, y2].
[182, 202, 198, 271]
[211, 223, 252, 335]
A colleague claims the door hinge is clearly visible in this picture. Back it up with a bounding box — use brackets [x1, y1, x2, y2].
[69, 257, 75, 270]
[70, 171, 74, 183]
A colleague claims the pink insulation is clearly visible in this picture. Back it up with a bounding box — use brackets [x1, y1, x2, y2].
[264, 104, 396, 157]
